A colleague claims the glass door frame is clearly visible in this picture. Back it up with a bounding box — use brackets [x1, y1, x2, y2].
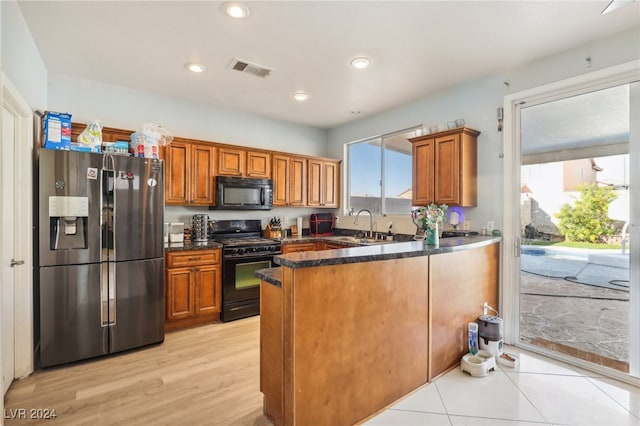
[502, 60, 640, 383]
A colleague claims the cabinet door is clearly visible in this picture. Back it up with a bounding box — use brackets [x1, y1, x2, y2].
[322, 161, 339, 208]
[273, 155, 289, 206]
[289, 156, 307, 206]
[412, 138, 435, 205]
[194, 264, 221, 316]
[247, 151, 271, 178]
[166, 267, 195, 320]
[434, 134, 460, 205]
[218, 147, 245, 176]
[307, 159, 323, 206]
[190, 144, 216, 205]
[165, 142, 190, 205]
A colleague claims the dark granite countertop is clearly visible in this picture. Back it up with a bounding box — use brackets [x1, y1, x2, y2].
[256, 267, 282, 288]
[275, 236, 501, 269]
[256, 236, 501, 287]
[164, 240, 223, 252]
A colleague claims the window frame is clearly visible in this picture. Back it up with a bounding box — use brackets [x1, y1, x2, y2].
[345, 125, 421, 216]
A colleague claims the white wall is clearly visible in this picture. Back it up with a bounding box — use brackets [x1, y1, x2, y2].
[48, 74, 327, 156]
[0, 0, 47, 109]
[327, 28, 640, 237]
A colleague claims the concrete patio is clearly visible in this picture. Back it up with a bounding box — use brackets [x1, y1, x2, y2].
[519, 247, 630, 372]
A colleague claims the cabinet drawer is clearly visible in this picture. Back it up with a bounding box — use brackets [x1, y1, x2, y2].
[282, 242, 317, 254]
[166, 249, 220, 267]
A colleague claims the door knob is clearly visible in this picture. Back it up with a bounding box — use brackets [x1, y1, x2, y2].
[10, 259, 25, 267]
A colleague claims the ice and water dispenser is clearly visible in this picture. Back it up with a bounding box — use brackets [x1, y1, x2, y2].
[48, 195, 89, 250]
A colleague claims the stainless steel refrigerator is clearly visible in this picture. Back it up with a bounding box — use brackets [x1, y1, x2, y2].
[36, 149, 165, 367]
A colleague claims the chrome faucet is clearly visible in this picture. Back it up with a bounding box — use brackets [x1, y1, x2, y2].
[354, 209, 374, 238]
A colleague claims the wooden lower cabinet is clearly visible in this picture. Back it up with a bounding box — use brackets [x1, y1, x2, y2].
[165, 249, 221, 331]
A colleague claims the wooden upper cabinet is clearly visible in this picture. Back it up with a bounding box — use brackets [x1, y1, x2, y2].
[190, 143, 217, 205]
[218, 147, 271, 178]
[165, 141, 216, 206]
[411, 138, 435, 205]
[273, 154, 307, 207]
[308, 159, 340, 208]
[165, 141, 190, 205]
[247, 151, 271, 178]
[218, 147, 245, 176]
[409, 127, 479, 207]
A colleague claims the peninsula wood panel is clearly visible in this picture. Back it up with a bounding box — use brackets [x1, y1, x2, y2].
[428, 243, 499, 379]
[260, 278, 284, 426]
[285, 258, 429, 426]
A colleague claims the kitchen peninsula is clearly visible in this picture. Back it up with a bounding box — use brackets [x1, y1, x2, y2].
[257, 236, 500, 426]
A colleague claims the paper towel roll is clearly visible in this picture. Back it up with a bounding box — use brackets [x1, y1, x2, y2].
[296, 217, 303, 236]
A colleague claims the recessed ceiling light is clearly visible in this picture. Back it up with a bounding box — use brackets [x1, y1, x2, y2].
[224, 2, 250, 18]
[185, 63, 206, 73]
[291, 91, 309, 102]
[349, 57, 370, 70]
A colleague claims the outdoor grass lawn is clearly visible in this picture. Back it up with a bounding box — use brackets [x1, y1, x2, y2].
[524, 240, 623, 250]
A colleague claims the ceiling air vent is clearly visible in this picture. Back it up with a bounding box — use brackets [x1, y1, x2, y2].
[230, 58, 273, 78]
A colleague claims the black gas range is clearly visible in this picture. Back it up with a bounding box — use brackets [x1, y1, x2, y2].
[209, 220, 281, 322]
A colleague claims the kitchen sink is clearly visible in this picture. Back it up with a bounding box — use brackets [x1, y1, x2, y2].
[331, 236, 395, 245]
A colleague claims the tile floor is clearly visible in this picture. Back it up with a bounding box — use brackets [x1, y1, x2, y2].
[364, 345, 640, 426]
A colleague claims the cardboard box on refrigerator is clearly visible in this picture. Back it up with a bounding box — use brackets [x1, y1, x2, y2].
[42, 111, 72, 150]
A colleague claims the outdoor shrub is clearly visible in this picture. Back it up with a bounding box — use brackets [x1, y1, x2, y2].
[555, 184, 617, 243]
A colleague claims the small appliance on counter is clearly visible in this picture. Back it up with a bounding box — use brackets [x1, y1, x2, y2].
[310, 212, 335, 236]
[169, 222, 184, 243]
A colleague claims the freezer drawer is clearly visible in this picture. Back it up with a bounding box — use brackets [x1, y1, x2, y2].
[110, 258, 165, 353]
[39, 264, 108, 367]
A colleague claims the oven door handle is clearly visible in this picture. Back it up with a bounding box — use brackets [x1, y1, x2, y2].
[224, 252, 281, 260]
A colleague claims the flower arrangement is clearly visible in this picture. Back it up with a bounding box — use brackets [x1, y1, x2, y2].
[411, 203, 448, 231]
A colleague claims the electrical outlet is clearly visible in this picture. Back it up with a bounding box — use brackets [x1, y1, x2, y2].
[463, 220, 470, 231]
[487, 221, 495, 232]
[335, 216, 339, 223]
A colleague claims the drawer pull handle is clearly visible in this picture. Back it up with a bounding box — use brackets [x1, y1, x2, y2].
[188, 257, 202, 261]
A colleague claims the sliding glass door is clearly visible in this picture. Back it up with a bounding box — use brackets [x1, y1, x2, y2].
[508, 72, 639, 380]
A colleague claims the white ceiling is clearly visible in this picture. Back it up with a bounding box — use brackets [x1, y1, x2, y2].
[17, 0, 640, 129]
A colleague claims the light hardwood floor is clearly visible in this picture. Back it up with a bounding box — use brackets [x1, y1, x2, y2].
[4, 317, 272, 425]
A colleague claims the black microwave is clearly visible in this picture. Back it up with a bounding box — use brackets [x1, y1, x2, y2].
[211, 176, 273, 210]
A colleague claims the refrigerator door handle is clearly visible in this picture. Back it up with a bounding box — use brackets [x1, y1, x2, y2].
[100, 263, 109, 327]
[109, 261, 116, 326]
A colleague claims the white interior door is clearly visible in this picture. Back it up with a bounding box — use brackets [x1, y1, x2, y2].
[1, 97, 17, 396]
[1, 75, 34, 405]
